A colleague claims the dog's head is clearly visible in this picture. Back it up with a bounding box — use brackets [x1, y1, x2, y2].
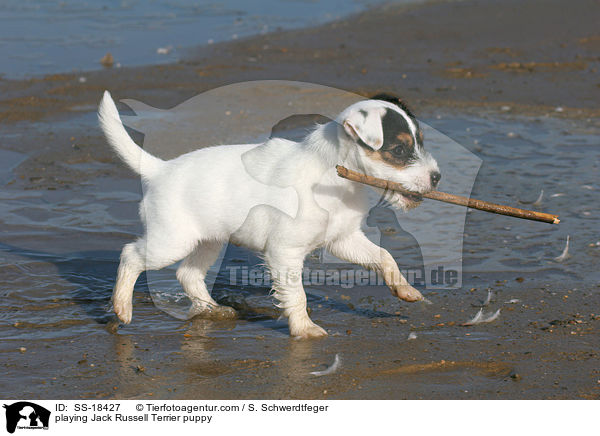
[337, 93, 440, 210]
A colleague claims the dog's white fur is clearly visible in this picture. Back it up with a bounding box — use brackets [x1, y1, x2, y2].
[98, 91, 439, 338]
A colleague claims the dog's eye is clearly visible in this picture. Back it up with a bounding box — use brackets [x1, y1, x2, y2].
[391, 144, 411, 161]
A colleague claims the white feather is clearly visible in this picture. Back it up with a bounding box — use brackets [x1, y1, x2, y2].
[310, 354, 341, 376]
[462, 308, 484, 326]
[554, 235, 570, 262]
[483, 289, 493, 306]
[532, 189, 544, 207]
[483, 308, 501, 323]
[462, 308, 501, 326]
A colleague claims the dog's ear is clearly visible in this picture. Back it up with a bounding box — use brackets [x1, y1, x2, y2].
[342, 107, 385, 150]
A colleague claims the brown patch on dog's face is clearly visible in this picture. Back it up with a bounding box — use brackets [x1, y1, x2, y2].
[364, 138, 416, 169]
[364, 147, 411, 170]
[396, 132, 414, 148]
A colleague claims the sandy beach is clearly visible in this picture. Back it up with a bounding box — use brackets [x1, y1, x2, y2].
[0, 0, 598, 400]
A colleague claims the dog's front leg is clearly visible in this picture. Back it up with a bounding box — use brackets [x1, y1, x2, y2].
[265, 250, 327, 338]
[328, 231, 423, 302]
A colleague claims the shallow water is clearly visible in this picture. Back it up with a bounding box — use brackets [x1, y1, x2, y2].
[0, 109, 598, 398]
[434, 114, 599, 284]
[0, 0, 414, 79]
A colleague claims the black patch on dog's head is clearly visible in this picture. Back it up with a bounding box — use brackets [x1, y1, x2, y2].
[375, 109, 420, 167]
[370, 92, 423, 149]
[370, 93, 416, 119]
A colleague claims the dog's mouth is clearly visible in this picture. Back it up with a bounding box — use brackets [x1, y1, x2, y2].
[399, 191, 423, 204]
[386, 190, 423, 210]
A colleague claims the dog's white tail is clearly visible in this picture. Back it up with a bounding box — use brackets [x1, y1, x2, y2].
[98, 91, 164, 178]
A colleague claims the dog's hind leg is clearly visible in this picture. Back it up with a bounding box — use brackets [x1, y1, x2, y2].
[265, 249, 327, 338]
[113, 240, 146, 324]
[176, 240, 237, 320]
[328, 230, 423, 302]
[114, 235, 198, 324]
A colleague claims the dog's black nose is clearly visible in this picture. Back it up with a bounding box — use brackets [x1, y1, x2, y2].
[430, 171, 441, 187]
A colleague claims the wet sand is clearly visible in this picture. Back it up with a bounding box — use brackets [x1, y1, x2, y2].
[1, 0, 599, 399]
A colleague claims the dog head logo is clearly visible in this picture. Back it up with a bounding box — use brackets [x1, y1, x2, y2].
[3, 402, 50, 433]
[115, 81, 481, 320]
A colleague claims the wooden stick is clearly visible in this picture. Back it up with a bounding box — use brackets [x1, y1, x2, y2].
[336, 165, 560, 224]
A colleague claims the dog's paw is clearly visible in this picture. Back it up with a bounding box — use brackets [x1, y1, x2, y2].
[391, 284, 423, 302]
[113, 300, 133, 324]
[290, 322, 328, 339]
[189, 303, 238, 321]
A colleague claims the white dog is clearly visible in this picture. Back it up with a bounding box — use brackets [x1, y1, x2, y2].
[98, 91, 440, 338]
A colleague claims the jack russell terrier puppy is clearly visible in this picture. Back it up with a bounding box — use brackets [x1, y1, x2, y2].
[98, 91, 440, 338]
